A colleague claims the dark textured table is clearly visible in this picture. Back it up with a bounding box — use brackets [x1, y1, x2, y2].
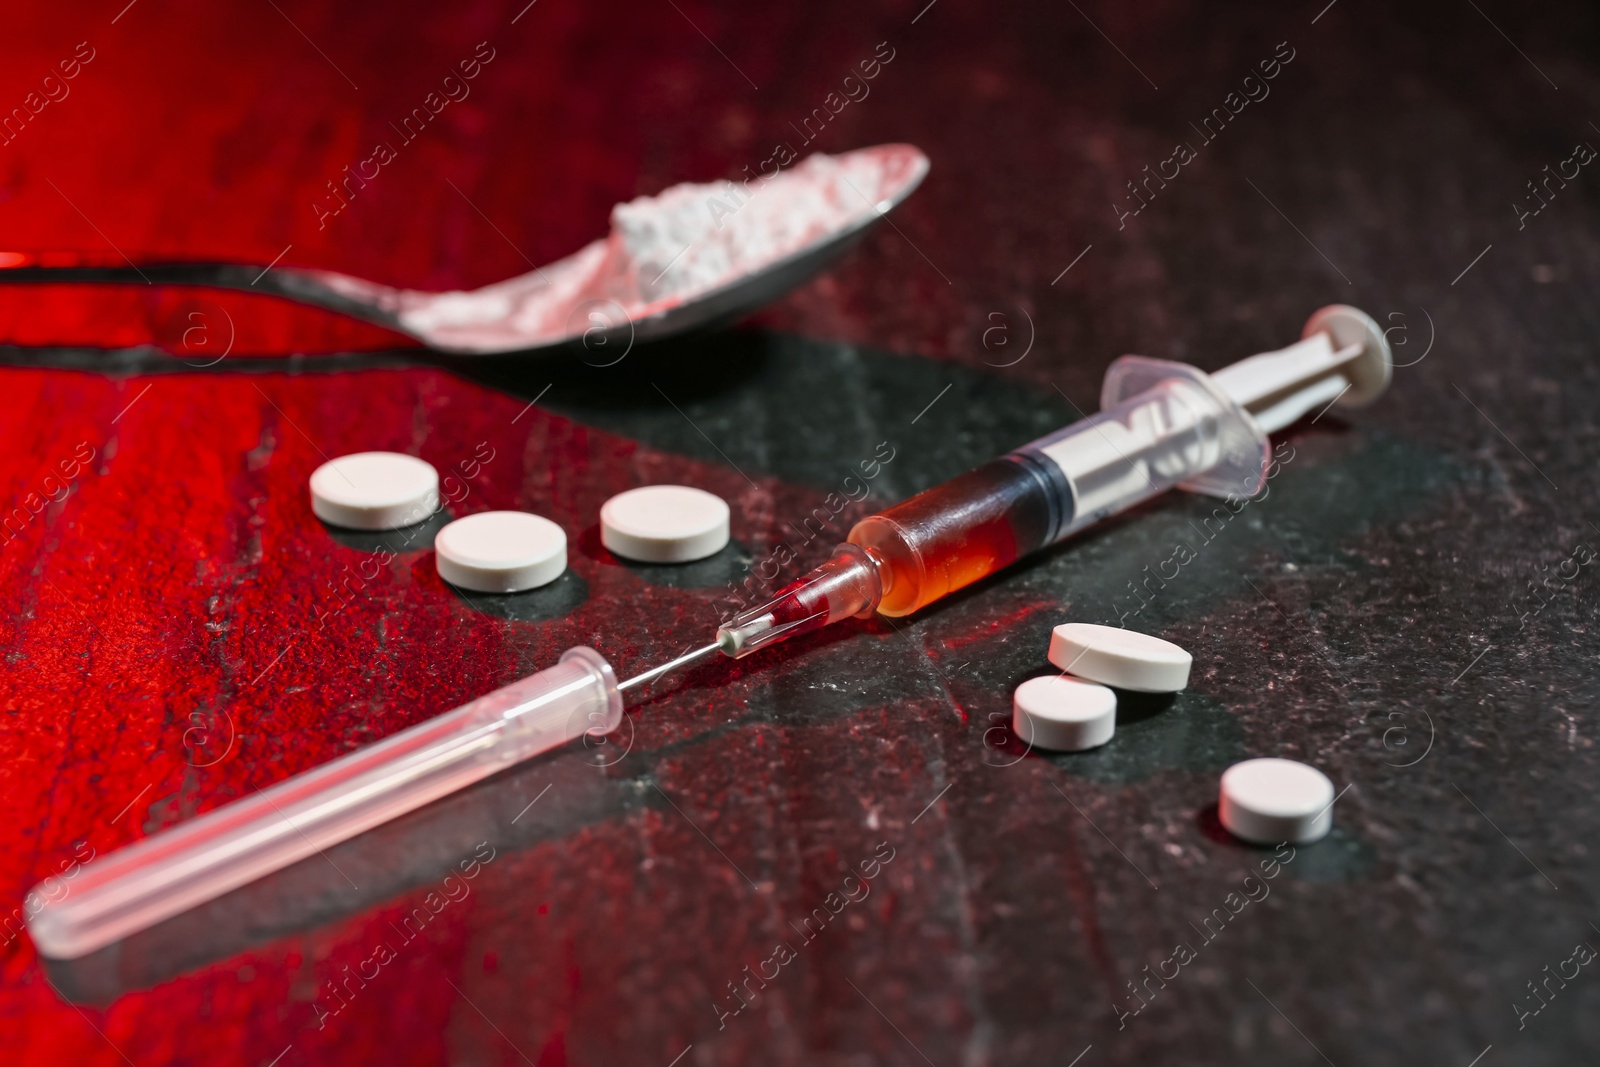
[1, 1, 1597, 1063]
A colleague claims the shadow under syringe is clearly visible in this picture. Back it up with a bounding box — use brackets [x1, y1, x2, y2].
[43, 741, 645, 1005]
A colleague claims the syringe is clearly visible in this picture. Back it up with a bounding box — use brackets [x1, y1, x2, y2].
[26, 305, 1388, 961]
[652, 304, 1391, 671]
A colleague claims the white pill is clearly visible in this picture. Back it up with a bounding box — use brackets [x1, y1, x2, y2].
[1219, 758, 1335, 845]
[1047, 623, 1192, 693]
[310, 452, 440, 531]
[1012, 674, 1117, 751]
[600, 484, 730, 563]
[435, 511, 567, 592]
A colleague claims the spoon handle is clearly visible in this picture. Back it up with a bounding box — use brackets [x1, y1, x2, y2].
[0, 251, 404, 332]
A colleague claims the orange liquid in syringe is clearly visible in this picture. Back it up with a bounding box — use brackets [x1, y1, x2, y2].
[849, 455, 1069, 617]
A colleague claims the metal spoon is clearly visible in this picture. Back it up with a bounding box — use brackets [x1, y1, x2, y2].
[0, 144, 929, 355]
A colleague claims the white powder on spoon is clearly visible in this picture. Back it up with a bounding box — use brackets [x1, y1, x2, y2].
[397, 147, 915, 347]
[609, 149, 894, 303]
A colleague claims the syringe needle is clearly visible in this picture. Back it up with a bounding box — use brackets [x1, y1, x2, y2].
[617, 640, 725, 693]
[29, 646, 628, 959]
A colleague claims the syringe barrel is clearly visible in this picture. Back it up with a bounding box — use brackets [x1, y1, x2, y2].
[27, 647, 620, 960]
[851, 362, 1266, 616]
[849, 456, 1062, 616]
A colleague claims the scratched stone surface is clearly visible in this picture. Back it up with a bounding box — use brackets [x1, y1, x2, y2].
[0, 1, 1598, 1064]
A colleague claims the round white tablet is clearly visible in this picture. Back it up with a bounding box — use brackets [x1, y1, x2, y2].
[310, 452, 440, 531]
[435, 511, 567, 592]
[1047, 623, 1192, 693]
[600, 485, 730, 563]
[1012, 674, 1117, 751]
[1219, 758, 1335, 845]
